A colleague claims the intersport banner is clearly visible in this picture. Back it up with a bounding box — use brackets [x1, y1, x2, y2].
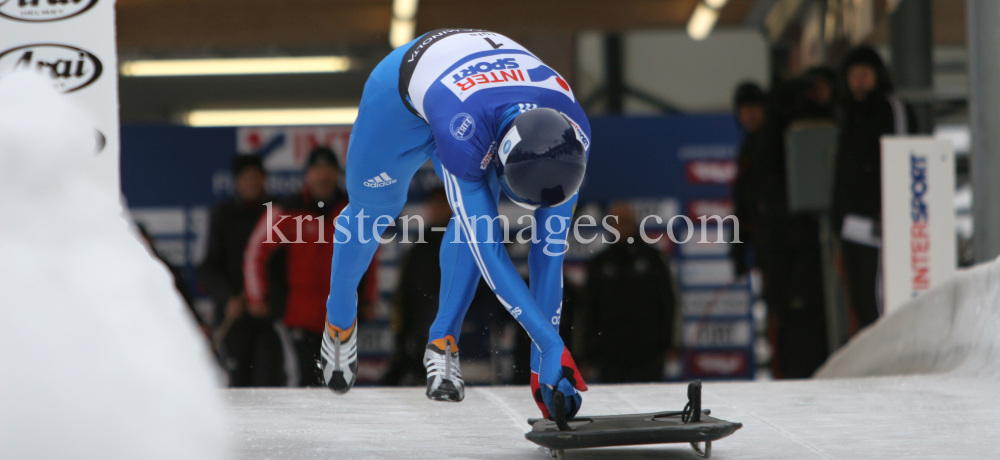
[0, 0, 120, 191]
[880, 137, 956, 315]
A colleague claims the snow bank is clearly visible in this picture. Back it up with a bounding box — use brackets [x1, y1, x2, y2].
[817, 255, 1000, 379]
[0, 71, 230, 459]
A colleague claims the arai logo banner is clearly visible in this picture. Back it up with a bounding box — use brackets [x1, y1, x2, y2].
[0, 0, 99, 22]
[0, 44, 103, 93]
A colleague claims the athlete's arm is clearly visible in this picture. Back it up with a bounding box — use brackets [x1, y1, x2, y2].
[439, 167, 562, 358]
[439, 167, 587, 418]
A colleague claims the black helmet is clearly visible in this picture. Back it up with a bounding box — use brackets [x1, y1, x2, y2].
[495, 108, 587, 209]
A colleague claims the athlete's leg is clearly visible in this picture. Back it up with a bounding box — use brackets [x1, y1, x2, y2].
[421, 160, 504, 402]
[325, 43, 433, 331]
[322, 42, 433, 394]
[527, 194, 577, 373]
[426, 158, 502, 343]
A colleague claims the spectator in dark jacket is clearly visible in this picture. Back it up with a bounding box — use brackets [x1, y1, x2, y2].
[580, 202, 676, 383]
[832, 46, 917, 330]
[198, 155, 283, 387]
[800, 66, 838, 119]
[771, 68, 838, 378]
[736, 72, 838, 378]
[729, 82, 767, 277]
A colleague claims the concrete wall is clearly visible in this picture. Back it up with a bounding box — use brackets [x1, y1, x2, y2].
[576, 28, 770, 114]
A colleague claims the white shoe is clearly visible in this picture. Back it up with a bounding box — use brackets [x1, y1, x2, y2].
[424, 336, 464, 402]
[321, 321, 357, 394]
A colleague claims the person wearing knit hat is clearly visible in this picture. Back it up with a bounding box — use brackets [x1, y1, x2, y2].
[232, 154, 265, 175]
[733, 82, 766, 129]
[305, 146, 341, 171]
[832, 46, 917, 331]
[841, 46, 894, 104]
[241, 145, 361, 387]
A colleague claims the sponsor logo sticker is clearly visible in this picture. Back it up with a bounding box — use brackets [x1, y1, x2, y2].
[0, 0, 99, 22]
[440, 53, 574, 102]
[449, 112, 475, 140]
[561, 112, 590, 150]
[498, 126, 521, 165]
[0, 43, 103, 93]
[480, 149, 493, 170]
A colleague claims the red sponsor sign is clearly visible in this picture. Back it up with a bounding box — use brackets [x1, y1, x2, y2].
[238, 126, 352, 170]
[686, 351, 748, 377]
[685, 160, 736, 184]
[687, 199, 733, 219]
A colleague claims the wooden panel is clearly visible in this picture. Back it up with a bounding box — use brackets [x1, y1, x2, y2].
[116, 0, 392, 52]
[116, 0, 757, 54]
[868, 0, 966, 45]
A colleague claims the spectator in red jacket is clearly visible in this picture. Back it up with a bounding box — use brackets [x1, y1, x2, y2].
[243, 147, 355, 386]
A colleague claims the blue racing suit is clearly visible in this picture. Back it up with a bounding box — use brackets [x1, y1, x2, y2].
[325, 29, 590, 414]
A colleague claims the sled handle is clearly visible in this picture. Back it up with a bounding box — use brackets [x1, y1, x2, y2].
[551, 391, 572, 431]
[683, 380, 702, 423]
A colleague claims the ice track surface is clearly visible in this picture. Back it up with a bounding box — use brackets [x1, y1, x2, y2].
[229, 257, 1000, 460]
[227, 377, 997, 460]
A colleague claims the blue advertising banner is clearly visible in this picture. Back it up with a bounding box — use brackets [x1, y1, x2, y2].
[121, 112, 755, 384]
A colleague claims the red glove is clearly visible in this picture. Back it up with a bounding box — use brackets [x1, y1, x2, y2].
[531, 347, 588, 419]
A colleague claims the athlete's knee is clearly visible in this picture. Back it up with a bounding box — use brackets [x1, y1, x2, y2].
[337, 198, 407, 241]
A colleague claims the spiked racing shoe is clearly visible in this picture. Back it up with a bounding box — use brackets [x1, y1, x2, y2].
[321, 320, 357, 394]
[424, 336, 464, 402]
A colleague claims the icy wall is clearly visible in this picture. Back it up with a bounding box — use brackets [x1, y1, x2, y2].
[817, 256, 1000, 378]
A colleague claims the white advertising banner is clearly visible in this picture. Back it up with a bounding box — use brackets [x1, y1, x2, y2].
[0, 0, 120, 191]
[881, 137, 955, 315]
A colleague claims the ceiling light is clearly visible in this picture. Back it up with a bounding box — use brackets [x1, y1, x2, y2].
[687, 3, 720, 41]
[705, 0, 728, 9]
[183, 107, 359, 127]
[393, 0, 419, 20]
[390, 17, 417, 48]
[120, 56, 351, 77]
[390, 0, 419, 48]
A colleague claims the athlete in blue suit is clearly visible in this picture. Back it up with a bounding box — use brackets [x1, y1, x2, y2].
[320, 29, 590, 419]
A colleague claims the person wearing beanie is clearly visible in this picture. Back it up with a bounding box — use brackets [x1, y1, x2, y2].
[305, 146, 341, 171]
[198, 154, 284, 387]
[242, 146, 374, 387]
[832, 46, 917, 331]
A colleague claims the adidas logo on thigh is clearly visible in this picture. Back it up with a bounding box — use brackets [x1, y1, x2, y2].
[363, 172, 397, 188]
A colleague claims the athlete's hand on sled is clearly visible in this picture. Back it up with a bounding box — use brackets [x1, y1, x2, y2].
[532, 346, 588, 420]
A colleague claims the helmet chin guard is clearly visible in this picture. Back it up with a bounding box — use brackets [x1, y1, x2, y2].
[495, 108, 587, 209]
